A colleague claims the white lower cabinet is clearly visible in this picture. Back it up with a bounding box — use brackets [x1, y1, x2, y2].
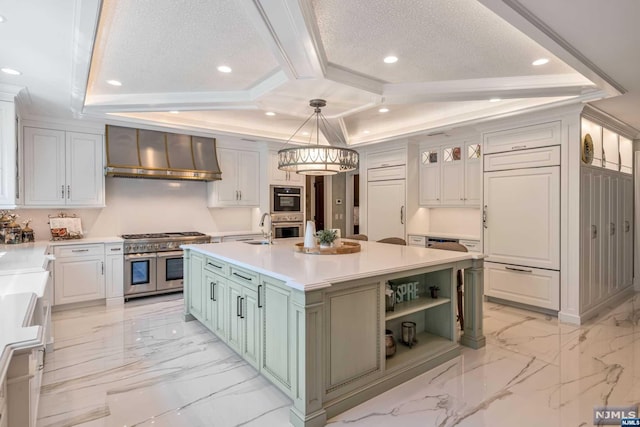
[53, 244, 105, 305]
[485, 262, 559, 310]
[105, 243, 124, 303]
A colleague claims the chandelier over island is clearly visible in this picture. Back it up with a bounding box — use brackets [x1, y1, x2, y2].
[277, 99, 359, 176]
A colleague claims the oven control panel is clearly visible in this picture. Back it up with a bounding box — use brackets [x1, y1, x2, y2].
[271, 212, 304, 223]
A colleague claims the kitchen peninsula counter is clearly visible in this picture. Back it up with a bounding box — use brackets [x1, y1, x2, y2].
[183, 239, 485, 427]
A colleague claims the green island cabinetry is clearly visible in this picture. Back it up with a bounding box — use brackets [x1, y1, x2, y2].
[183, 243, 484, 427]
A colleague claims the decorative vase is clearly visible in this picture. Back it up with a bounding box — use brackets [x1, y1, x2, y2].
[303, 221, 317, 249]
[385, 329, 396, 357]
[429, 287, 439, 299]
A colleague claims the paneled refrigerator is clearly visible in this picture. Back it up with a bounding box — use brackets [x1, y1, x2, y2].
[483, 146, 560, 310]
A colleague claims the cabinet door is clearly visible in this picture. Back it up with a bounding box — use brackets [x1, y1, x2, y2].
[419, 149, 440, 206]
[24, 127, 66, 206]
[623, 176, 633, 288]
[54, 257, 105, 305]
[211, 148, 239, 206]
[188, 254, 205, 321]
[242, 286, 261, 369]
[261, 278, 292, 391]
[227, 280, 243, 354]
[600, 174, 611, 301]
[464, 142, 482, 205]
[105, 254, 124, 299]
[441, 145, 464, 205]
[269, 151, 288, 183]
[0, 101, 17, 207]
[213, 276, 228, 340]
[367, 179, 405, 241]
[608, 175, 619, 295]
[66, 132, 104, 206]
[483, 166, 560, 270]
[204, 271, 216, 329]
[237, 150, 260, 206]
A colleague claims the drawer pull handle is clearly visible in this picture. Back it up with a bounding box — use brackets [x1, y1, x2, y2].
[240, 297, 245, 319]
[505, 266, 533, 273]
[71, 249, 89, 253]
[237, 296, 242, 317]
[258, 284, 263, 308]
[233, 272, 252, 282]
[110, 248, 122, 251]
[207, 261, 222, 269]
[511, 144, 526, 150]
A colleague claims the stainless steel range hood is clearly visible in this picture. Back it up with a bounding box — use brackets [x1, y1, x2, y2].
[105, 125, 222, 181]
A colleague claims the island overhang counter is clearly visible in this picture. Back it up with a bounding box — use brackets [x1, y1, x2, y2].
[183, 239, 485, 427]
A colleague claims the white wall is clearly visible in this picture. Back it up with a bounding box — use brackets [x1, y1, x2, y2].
[16, 177, 258, 241]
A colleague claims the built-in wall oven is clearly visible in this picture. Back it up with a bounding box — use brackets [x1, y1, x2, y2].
[123, 232, 210, 298]
[271, 186, 302, 213]
[272, 215, 305, 238]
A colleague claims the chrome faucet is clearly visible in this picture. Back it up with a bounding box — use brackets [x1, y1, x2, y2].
[259, 212, 273, 244]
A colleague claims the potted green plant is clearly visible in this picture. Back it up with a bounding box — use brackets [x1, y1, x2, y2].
[429, 285, 440, 299]
[317, 229, 337, 248]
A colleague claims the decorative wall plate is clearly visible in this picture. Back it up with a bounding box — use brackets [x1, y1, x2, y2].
[582, 133, 594, 164]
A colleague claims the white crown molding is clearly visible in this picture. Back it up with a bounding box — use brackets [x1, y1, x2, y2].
[249, 70, 289, 101]
[324, 64, 385, 96]
[582, 104, 640, 139]
[69, 0, 101, 117]
[477, 0, 624, 97]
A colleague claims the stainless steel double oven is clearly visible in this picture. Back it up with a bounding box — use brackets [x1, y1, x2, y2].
[123, 232, 210, 298]
[271, 185, 304, 238]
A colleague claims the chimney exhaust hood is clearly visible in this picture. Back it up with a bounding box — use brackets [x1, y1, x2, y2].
[105, 125, 221, 181]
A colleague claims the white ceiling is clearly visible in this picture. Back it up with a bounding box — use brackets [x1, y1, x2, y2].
[1, 0, 638, 145]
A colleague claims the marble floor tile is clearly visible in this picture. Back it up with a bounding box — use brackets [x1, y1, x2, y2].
[37, 294, 640, 427]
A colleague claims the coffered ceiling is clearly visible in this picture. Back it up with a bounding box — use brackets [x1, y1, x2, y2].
[1, 0, 638, 145]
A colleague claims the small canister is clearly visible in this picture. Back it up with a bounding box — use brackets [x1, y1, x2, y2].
[4, 215, 22, 244]
[22, 220, 35, 243]
[0, 211, 10, 244]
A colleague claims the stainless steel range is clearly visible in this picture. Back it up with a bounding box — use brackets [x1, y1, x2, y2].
[122, 232, 210, 298]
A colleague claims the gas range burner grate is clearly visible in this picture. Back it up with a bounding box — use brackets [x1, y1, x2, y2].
[121, 232, 207, 240]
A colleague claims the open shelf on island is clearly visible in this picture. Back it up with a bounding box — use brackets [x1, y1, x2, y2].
[385, 297, 450, 321]
[385, 331, 455, 371]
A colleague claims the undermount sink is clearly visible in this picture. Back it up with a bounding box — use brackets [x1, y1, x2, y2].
[243, 240, 272, 245]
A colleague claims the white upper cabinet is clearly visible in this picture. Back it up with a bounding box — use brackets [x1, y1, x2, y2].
[420, 140, 481, 207]
[24, 127, 104, 207]
[483, 121, 561, 154]
[207, 147, 260, 207]
[269, 150, 303, 184]
[0, 101, 18, 208]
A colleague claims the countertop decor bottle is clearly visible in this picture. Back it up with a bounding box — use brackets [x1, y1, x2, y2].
[303, 221, 317, 249]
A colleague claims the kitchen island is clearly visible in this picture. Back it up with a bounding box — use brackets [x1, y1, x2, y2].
[183, 239, 485, 427]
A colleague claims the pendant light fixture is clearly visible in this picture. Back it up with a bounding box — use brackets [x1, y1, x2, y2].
[277, 99, 359, 176]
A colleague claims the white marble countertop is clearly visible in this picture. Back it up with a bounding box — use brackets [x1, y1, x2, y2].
[0, 242, 52, 274]
[205, 230, 262, 238]
[0, 292, 43, 386]
[0, 271, 49, 297]
[408, 232, 481, 241]
[48, 236, 123, 245]
[185, 238, 483, 291]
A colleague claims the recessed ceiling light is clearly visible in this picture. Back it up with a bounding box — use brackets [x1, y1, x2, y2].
[106, 79, 122, 86]
[383, 56, 398, 64]
[217, 65, 232, 73]
[265, 111, 276, 116]
[363, 130, 370, 134]
[0, 15, 6, 23]
[489, 98, 501, 102]
[169, 110, 179, 114]
[532, 58, 549, 66]
[302, 131, 310, 136]
[1, 67, 21, 76]
[378, 107, 389, 113]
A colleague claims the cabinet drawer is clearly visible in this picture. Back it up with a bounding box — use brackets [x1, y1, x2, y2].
[458, 239, 481, 253]
[204, 257, 228, 275]
[367, 165, 406, 181]
[367, 149, 406, 169]
[105, 242, 123, 255]
[54, 244, 104, 258]
[484, 146, 560, 172]
[407, 235, 426, 247]
[483, 121, 561, 154]
[484, 262, 559, 310]
[229, 265, 258, 286]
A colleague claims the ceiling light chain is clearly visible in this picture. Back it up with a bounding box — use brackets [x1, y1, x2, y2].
[277, 99, 359, 176]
